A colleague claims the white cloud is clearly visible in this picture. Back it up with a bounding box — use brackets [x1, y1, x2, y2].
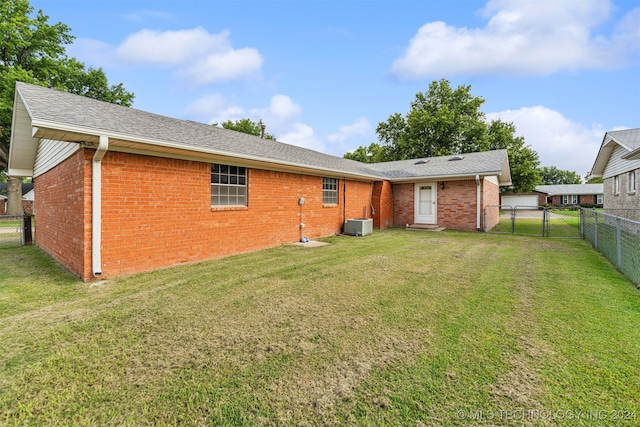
[116, 28, 229, 65]
[249, 94, 302, 124]
[391, 0, 639, 78]
[73, 27, 262, 85]
[327, 117, 371, 143]
[184, 94, 245, 125]
[185, 93, 322, 149]
[185, 94, 371, 155]
[122, 9, 173, 22]
[486, 106, 605, 175]
[278, 123, 325, 152]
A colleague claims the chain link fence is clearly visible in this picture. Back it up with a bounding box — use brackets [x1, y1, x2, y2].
[581, 209, 640, 286]
[0, 215, 34, 249]
[484, 205, 581, 238]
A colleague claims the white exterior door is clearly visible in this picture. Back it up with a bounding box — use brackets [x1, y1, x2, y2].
[414, 183, 437, 224]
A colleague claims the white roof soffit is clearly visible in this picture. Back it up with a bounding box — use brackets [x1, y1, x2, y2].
[7, 89, 39, 177]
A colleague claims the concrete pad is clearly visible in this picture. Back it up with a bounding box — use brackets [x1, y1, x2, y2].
[291, 240, 329, 247]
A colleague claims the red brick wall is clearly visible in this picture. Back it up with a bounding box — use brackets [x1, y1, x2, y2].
[393, 179, 490, 231]
[91, 151, 374, 280]
[437, 180, 479, 230]
[0, 199, 4, 214]
[392, 183, 414, 226]
[34, 150, 91, 278]
[372, 180, 393, 229]
[549, 195, 597, 205]
[482, 178, 500, 231]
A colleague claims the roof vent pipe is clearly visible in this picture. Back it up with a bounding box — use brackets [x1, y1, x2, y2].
[261, 123, 266, 139]
[92, 135, 109, 277]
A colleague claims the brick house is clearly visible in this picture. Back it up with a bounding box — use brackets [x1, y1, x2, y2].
[534, 184, 604, 207]
[590, 128, 640, 220]
[8, 83, 511, 281]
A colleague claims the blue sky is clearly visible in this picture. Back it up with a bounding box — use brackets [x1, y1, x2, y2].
[33, 0, 639, 177]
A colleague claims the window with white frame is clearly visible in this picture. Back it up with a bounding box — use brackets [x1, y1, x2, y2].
[322, 177, 338, 205]
[211, 164, 247, 206]
[596, 194, 603, 204]
[562, 194, 577, 204]
[629, 170, 637, 193]
[614, 175, 620, 195]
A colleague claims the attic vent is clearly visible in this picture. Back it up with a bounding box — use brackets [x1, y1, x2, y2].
[449, 155, 464, 161]
[414, 160, 429, 165]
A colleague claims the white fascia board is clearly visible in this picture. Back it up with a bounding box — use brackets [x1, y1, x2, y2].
[30, 119, 383, 181]
[7, 167, 34, 176]
[388, 171, 505, 184]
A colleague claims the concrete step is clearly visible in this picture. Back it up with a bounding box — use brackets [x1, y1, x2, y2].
[406, 224, 446, 231]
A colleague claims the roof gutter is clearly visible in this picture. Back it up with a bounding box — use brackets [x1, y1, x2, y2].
[92, 135, 108, 277]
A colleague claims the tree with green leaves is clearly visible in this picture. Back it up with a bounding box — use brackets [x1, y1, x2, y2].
[344, 79, 541, 193]
[0, 0, 134, 215]
[539, 166, 582, 185]
[219, 118, 276, 140]
[343, 142, 389, 163]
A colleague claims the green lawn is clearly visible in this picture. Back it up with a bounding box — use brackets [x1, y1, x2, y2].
[1, 230, 639, 426]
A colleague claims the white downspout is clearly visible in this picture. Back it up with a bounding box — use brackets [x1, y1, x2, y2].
[92, 135, 109, 277]
[476, 174, 481, 231]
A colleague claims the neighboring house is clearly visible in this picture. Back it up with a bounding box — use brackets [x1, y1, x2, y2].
[8, 82, 511, 281]
[0, 183, 34, 215]
[500, 191, 546, 209]
[534, 184, 604, 207]
[590, 128, 640, 218]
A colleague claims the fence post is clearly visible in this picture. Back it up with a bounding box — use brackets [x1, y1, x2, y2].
[580, 208, 584, 238]
[510, 207, 515, 234]
[616, 217, 622, 268]
[594, 211, 598, 250]
[21, 214, 33, 245]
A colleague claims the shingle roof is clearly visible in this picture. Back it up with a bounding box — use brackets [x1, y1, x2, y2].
[608, 128, 640, 151]
[11, 82, 511, 183]
[365, 150, 511, 183]
[534, 184, 603, 195]
[590, 128, 640, 176]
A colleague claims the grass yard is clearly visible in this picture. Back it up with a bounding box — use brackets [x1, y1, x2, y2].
[1, 229, 639, 426]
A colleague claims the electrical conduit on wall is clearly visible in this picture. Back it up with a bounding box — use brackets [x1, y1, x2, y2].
[92, 135, 108, 277]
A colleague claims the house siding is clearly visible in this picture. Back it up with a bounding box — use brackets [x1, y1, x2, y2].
[34, 150, 91, 278]
[47, 150, 374, 281]
[603, 145, 640, 178]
